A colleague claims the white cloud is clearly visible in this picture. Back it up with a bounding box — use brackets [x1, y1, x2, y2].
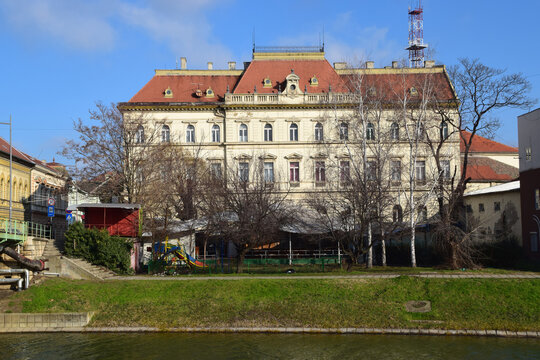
[0, 0, 232, 63]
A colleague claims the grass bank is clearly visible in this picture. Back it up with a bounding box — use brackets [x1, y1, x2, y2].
[9, 277, 540, 331]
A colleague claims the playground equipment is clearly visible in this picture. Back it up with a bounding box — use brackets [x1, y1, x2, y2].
[155, 242, 206, 269]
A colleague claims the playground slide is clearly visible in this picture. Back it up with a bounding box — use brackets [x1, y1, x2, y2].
[159, 245, 206, 268]
[173, 250, 206, 268]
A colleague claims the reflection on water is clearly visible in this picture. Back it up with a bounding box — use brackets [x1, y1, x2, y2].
[0, 333, 539, 360]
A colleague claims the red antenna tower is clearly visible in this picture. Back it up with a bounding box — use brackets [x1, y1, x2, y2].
[406, 0, 427, 68]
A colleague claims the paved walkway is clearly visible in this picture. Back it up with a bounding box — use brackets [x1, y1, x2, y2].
[110, 273, 540, 281]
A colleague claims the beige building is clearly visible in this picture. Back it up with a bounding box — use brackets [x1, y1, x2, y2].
[119, 48, 460, 222]
[464, 181, 521, 245]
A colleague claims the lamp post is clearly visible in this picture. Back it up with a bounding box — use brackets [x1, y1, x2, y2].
[0, 116, 13, 223]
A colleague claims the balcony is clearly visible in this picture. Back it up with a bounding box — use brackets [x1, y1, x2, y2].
[225, 92, 359, 105]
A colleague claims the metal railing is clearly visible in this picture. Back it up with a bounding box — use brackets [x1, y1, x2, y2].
[27, 222, 53, 239]
[0, 219, 28, 244]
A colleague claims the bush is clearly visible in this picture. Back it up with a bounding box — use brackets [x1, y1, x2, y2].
[64, 222, 133, 274]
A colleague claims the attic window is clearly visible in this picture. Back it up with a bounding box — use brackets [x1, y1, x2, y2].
[263, 77, 272, 88]
[310, 76, 319, 87]
[368, 87, 376, 96]
[164, 87, 173, 98]
[205, 88, 214, 98]
[195, 89, 203, 97]
[409, 87, 418, 96]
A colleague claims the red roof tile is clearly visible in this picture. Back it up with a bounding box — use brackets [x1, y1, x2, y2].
[233, 59, 349, 94]
[129, 74, 240, 103]
[461, 131, 518, 153]
[465, 157, 519, 181]
[0, 137, 34, 165]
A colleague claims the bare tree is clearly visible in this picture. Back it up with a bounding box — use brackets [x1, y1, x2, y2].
[429, 58, 535, 268]
[201, 158, 293, 273]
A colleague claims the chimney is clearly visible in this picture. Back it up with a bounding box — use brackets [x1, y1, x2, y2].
[392, 61, 399, 69]
[207, 62, 213, 70]
[333, 62, 347, 70]
[180, 57, 187, 70]
[228, 61, 236, 70]
[424, 60, 435, 68]
[365, 61, 374, 69]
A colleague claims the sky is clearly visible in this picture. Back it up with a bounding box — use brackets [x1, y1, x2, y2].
[0, 0, 538, 165]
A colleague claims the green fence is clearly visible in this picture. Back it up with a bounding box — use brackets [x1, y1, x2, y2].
[147, 256, 343, 275]
[0, 219, 28, 245]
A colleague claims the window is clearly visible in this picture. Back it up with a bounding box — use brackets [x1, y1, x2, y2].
[391, 160, 401, 182]
[366, 161, 376, 180]
[392, 205, 403, 222]
[415, 160, 426, 182]
[211, 124, 220, 143]
[264, 124, 273, 142]
[366, 122, 375, 140]
[417, 122, 425, 140]
[315, 161, 326, 183]
[289, 162, 300, 183]
[210, 163, 222, 178]
[340, 161, 350, 184]
[531, 233, 539, 252]
[441, 160, 451, 179]
[239, 124, 248, 142]
[239, 162, 249, 182]
[186, 125, 195, 143]
[391, 122, 399, 140]
[136, 125, 145, 144]
[161, 125, 170, 143]
[315, 122, 323, 141]
[418, 206, 428, 222]
[535, 189, 540, 210]
[289, 123, 298, 141]
[479, 203, 485, 212]
[526, 147, 532, 161]
[440, 121, 449, 140]
[339, 122, 349, 141]
[264, 162, 274, 183]
[494, 202, 501, 212]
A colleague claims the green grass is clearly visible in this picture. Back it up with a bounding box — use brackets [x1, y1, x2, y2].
[11, 277, 540, 331]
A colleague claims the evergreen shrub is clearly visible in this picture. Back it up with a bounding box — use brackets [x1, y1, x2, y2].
[64, 222, 133, 274]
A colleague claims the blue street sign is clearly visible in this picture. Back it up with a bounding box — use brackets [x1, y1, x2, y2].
[66, 213, 72, 221]
[47, 206, 55, 217]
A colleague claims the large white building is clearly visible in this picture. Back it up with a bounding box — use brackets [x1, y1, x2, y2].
[119, 48, 460, 221]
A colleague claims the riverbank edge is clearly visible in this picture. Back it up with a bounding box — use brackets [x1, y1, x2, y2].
[1, 326, 538, 338]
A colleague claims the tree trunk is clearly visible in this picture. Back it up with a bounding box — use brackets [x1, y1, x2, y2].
[381, 228, 387, 267]
[367, 222, 373, 268]
[236, 248, 248, 274]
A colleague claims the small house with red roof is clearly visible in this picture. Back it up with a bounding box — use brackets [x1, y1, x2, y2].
[461, 131, 519, 192]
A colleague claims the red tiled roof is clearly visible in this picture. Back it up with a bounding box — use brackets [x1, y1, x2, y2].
[465, 157, 519, 181]
[0, 137, 34, 165]
[461, 131, 518, 153]
[129, 75, 240, 103]
[233, 59, 349, 94]
[351, 72, 455, 101]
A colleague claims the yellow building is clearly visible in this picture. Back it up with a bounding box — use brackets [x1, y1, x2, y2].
[0, 137, 32, 222]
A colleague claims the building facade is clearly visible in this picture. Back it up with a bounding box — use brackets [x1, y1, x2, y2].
[518, 108, 540, 260]
[119, 48, 460, 222]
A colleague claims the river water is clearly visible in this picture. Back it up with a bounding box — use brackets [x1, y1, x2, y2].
[1, 333, 538, 360]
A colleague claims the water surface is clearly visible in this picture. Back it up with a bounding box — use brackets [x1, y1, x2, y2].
[1, 333, 538, 360]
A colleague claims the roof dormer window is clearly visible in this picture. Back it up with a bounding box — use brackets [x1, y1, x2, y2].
[310, 76, 318, 87]
[409, 87, 418, 96]
[263, 77, 272, 88]
[284, 70, 301, 96]
[206, 88, 214, 98]
[164, 87, 173, 98]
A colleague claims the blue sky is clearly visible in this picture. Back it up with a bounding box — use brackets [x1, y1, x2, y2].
[0, 0, 538, 164]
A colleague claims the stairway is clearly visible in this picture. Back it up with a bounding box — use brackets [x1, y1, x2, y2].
[42, 239, 116, 281]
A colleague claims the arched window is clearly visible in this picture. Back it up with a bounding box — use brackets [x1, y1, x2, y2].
[0, 178, 4, 201]
[239, 124, 248, 142]
[212, 124, 220, 143]
[339, 122, 348, 141]
[418, 206, 428, 222]
[13, 180, 17, 203]
[161, 125, 170, 143]
[315, 122, 323, 141]
[391, 122, 399, 140]
[417, 122, 425, 140]
[18, 183, 22, 202]
[264, 123, 273, 142]
[393, 205, 403, 223]
[186, 125, 195, 143]
[366, 122, 375, 140]
[440, 121, 449, 140]
[289, 123, 298, 141]
[136, 125, 145, 144]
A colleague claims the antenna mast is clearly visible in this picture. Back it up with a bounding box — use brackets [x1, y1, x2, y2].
[406, 0, 427, 68]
